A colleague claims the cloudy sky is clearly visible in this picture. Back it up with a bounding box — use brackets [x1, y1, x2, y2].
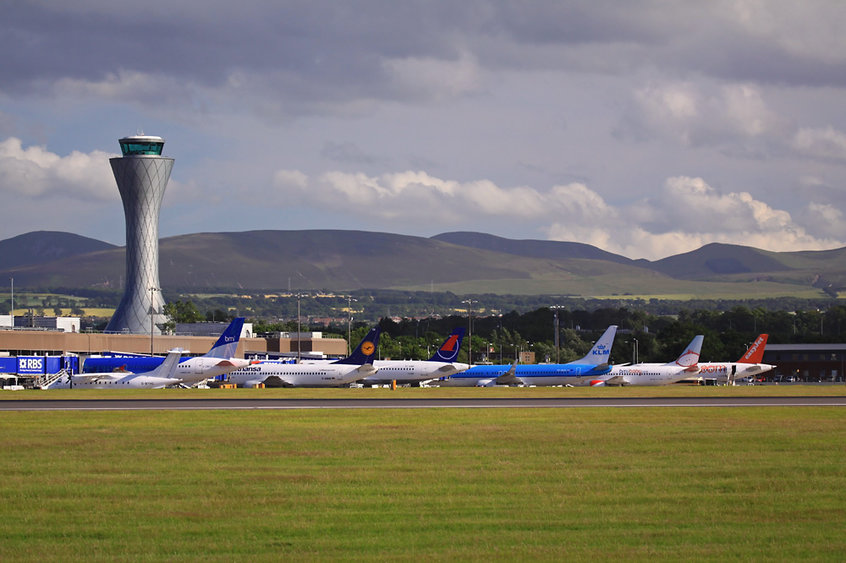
[2, 1, 845, 260]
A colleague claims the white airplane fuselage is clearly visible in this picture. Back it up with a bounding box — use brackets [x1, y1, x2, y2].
[45, 372, 181, 389]
[226, 361, 377, 387]
[696, 362, 776, 382]
[596, 363, 697, 386]
[303, 359, 470, 385]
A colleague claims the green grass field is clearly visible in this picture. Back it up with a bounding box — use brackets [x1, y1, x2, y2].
[1, 388, 844, 560]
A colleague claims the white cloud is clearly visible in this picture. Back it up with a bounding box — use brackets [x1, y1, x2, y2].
[0, 137, 116, 200]
[791, 126, 846, 161]
[629, 82, 783, 146]
[268, 168, 843, 259]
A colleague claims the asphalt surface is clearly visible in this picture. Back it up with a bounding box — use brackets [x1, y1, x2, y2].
[1, 396, 845, 410]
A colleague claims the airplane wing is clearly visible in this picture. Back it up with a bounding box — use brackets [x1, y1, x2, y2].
[73, 373, 121, 383]
[599, 375, 627, 386]
[494, 359, 520, 385]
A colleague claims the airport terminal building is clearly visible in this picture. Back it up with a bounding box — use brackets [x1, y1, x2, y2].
[762, 343, 846, 382]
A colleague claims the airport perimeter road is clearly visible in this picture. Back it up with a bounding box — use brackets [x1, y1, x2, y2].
[1, 396, 846, 411]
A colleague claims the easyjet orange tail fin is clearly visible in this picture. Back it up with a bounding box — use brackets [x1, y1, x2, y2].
[739, 334, 768, 363]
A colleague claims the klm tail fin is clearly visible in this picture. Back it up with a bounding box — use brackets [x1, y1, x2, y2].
[428, 327, 466, 362]
[670, 335, 704, 367]
[332, 327, 381, 365]
[205, 318, 245, 359]
[574, 325, 617, 366]
[739, 334, 768, 363]
[147, 349, 183, 378]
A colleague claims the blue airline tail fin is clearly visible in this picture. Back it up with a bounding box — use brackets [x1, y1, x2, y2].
[428, 327, 466, 362]
[205, 318, 245, 359]
[575, 325, 617, 366]
[332, 327, 381, 365]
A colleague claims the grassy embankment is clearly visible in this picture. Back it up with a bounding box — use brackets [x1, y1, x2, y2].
[0, 389, 844, 560]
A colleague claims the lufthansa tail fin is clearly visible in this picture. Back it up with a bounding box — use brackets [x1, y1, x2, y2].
[205, 318, 246, 359]
[739, 334, 768, 363]
[574, 325, 617, 366]
[670, 335, 704, 368]
[332, 327, 381, 365]
[428, 327, 466, 362]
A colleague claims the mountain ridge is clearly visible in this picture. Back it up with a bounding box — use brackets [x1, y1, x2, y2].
[1, 230, 843, 298]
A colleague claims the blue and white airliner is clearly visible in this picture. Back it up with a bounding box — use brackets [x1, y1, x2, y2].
[81, 318, 250, 385]
[440, 325, 618, 387]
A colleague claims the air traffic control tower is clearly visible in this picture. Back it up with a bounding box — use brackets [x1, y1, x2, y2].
[105, 135, 173, 335]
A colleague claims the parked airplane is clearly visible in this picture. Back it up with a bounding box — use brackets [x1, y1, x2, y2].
[589, 335, 704, 386]
[225, 327, 381, 387]
[301, 327, 469, 386]
[82, 318, 250, 385]
[696, 334, 775, 384]
[44, 349, 184, 389]
[440, 325, 618, 387]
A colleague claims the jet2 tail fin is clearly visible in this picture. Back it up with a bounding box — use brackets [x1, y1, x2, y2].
[575, 325, 617, 366]
[333, 327, 381, 365]
[204, 318, 246, 359]
[428, 327, 466, 362]
[670, 335, 704, 367]
[739, 334, 768, 363]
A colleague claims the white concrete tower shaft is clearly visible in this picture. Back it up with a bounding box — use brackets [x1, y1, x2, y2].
[105, 136, 174, 335]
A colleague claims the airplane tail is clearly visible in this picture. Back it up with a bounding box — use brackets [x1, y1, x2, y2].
[332, 327, 381, 365]
[148, 349, 183, 378]
[575, 325, 617, 366]
[669, 335, 704, 368]
[204, 318, 246, 359]
[739, 334, 768, 363]
[428, 327, 466, 362]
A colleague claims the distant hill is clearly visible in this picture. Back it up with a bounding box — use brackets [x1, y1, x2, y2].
[0, 231, 116, 270]
[0, 230, 843, 298]
[432, 232, 636, 265]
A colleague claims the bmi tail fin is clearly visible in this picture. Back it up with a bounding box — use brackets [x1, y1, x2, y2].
[205, 318, 246, 359]
[739, 334, 768, 363]
[669, 335, 704, 367]
[428, 327, 466, 362]
[332, 327, 381, 365]
[574, 325, 617, 366]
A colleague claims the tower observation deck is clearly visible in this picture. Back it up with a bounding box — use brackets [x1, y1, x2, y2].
[105, 135, 173, 335]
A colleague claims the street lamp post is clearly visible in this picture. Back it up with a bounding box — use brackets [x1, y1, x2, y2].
[550, 305, 564, 364]
[9, 277, 13, 326]
[347, 295, 357, 356]
[296, 293, 303, 362]
[149, 286, 159, 355]
[631, 337, 639, 365]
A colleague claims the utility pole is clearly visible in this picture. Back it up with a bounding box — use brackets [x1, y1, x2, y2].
[462, 299, 478, 364]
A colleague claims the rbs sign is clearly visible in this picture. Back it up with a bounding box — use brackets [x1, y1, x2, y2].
[17, 357, 45, 375]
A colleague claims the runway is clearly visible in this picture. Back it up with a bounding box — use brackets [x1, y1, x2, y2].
[1, 396, 845, 411]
